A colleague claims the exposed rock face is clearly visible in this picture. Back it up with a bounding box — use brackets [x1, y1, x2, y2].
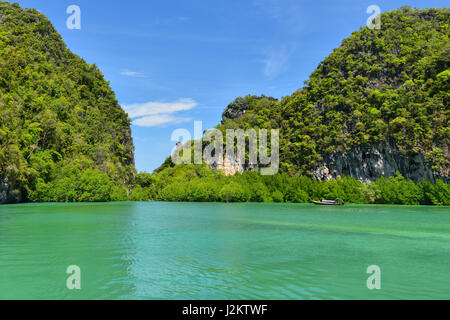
[222, 98, 249, 121]
[216, 153, 244, 176]
[0, 177, 19, 204]
[0, 181, 8, 204]
[211, 152, 260, 176]
[312, 142, 448, 183]
[222, 95, 278, 123]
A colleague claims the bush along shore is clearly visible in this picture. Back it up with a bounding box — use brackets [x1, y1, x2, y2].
[28, 164, 449, 206]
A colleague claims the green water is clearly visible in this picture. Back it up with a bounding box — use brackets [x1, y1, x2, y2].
[0, 202, 449, 300]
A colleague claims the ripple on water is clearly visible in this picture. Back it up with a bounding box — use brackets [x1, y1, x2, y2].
[0, 202, 449, 300]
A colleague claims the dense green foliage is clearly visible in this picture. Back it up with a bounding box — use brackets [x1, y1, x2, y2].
[131, 165, 449, 206]
[29, 159, 129, 202]
[219, 7, 449, 176]
[1, 4, 448, 205]
[149, 7, 449, 206]
[0, 2, 135, 202]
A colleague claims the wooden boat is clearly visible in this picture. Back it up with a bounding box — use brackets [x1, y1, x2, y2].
[309, 199, 345, 206]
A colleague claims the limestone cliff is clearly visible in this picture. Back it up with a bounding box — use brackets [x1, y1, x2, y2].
[205, 7, 449, 183]
[312, 142, 448, 183]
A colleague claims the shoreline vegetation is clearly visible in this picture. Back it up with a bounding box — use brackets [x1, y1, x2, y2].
[29, 164, 449, 206]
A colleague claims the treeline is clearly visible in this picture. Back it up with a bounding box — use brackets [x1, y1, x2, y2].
[31, 164, 449, 206]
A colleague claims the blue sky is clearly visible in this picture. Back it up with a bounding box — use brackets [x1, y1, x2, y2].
[15, 0, 447, 172]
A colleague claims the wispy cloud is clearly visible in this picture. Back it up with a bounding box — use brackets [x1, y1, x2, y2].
[123, 98, 197, 127]
[253, 0, 306, 33]
[121, 69, 145, 77]
[133, 115, 192, 127]
[261, 45, 295, 78]
[124, 98, 197, 118]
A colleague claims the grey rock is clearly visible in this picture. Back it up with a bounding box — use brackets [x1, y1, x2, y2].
[0, 178, 12, 204]
[312, 142, 448, 183]
[222, 95, 278, 122]
[0, 175, 23, 204]
[210, 152, 260, 176]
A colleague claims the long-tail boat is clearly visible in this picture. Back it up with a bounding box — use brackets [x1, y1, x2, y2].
[309, 199, 345, 206]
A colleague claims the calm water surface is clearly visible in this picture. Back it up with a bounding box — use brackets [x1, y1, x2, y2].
[0, 202, 449, 300]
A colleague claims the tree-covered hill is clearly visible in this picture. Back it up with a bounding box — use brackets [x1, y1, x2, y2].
[1, 3, 448, 204]
[217, 7, 449, 182]
[0, 2, 135, 203]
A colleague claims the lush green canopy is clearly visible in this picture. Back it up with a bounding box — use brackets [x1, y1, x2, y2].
[133, 165, 449, 206]
[219, 7, 449, 176]
[0, 4, 448, 205]
[0, 2, 135, 202]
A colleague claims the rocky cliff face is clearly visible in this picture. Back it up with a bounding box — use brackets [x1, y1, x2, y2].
[222, 95, 278, 123]
[211, 153, 256, 176]
[312, 142, 448, 183]
[0, 177, 20, 204]
[215, 154, 244, 176]
[209, 141, 448, 183]
[0, 181, 9, 203]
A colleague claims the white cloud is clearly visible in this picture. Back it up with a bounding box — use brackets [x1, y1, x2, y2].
[124, 98, 197, 118]
[123, 98, 197, 127]
[121, 69, 145, 77]
[133, 115, 192, 127]
[261, 45, 295, 78]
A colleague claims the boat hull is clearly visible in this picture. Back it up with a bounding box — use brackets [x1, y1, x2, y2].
[310, 200, 345, 206]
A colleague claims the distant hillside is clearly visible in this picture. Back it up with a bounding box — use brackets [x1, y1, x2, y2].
[0, 2, 135, 203]
[189, 6, 449, 183]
